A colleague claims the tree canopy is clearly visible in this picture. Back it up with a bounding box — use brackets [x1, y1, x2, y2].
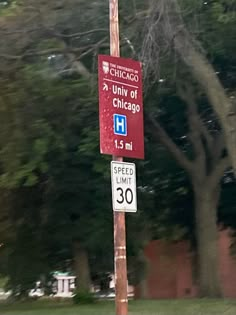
[0, 0, 235, 298]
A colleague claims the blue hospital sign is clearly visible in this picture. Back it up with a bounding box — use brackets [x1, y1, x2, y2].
[114, 114, 127, 136]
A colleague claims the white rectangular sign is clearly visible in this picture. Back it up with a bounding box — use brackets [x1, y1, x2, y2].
[111, 161, 137, 212]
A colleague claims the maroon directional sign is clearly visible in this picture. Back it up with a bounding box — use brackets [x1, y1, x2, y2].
[98, 55, 144, 159]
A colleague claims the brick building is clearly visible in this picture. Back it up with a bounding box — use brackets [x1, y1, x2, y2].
[135, 229, 236, 299]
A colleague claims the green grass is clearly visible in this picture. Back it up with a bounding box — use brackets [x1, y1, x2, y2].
[0, 299, 236, 315]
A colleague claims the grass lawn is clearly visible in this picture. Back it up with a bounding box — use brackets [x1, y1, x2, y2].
[0, 299, 236, 315]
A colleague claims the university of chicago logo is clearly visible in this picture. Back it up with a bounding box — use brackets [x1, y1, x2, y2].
[102, 61, 109, 74]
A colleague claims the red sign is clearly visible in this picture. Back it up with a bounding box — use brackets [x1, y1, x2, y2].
[98, 55, 144, 159]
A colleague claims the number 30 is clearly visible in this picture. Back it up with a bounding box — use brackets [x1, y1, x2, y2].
[116, 187, 133, 204]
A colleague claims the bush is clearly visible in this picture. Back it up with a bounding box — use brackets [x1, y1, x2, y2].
[72, 290, 96, 305]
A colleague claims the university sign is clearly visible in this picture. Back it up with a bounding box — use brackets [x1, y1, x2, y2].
[98, 55, 144, 159]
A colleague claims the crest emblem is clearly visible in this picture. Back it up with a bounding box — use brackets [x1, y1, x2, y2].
[102, 61, 109, 74]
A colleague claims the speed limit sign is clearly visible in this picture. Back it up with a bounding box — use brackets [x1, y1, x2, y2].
[111, 161, 137, 212]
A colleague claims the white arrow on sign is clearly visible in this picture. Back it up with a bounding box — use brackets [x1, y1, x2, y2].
[103, 82, 108, 91]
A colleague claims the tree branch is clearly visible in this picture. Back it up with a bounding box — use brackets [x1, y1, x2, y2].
[51, 28, 108, 39]
[77, 37, 108, 60]
[0, 37, 109, 61]
[208, 156, 230, 188]
[0, 47, 81, 60]
[178, 84, 227, 166]
[147, 114, 193, 174]
[67, 54, 91, 79]
[178, 84, 206, 173]
[0, 28, 41, 35]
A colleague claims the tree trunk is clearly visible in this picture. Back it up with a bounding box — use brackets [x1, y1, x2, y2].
[182, 46, 236, 174]
[139, 279, 149, 299]
[73, 241, 91, 292]
[194, 184, 222, 297]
